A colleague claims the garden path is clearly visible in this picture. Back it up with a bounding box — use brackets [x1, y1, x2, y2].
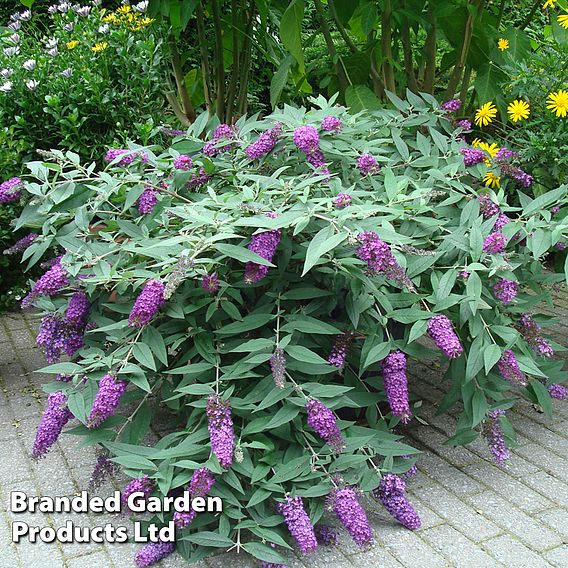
[1, 287, 568, 568]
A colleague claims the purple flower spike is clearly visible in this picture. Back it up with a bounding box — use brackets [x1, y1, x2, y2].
[121, 475, 155, 512]
[201, 273, 219, 294]
[478, 193, 500, 219]
[137, 187, 158, 215]
[381, 351, 412, 424]
[483, 232, 507, 254]
[548, 384, 568, 400]
[104, 149, 146, 167]
[373, 474, 421, 530]
[321, 116, 343, 132]
[36, 314, 85, 363]
[173, 467, 215, 528]
[245, 123, 282, 160]
[492, 279, 518, 304]
[293, 125, 320, 154]
[173, 154, 193, 170]
[327, 332, 354, 368]
[427, 315, 463, 359]
[277, 496, 318, 555]
[202, 123, 237, 157]
[134, 540, 175, 567]
[0, 176, 23, 203]
[456, 119, 472, 131]
[22, 260, 69, 306]
[3, 233, 37, 255]
[517, 314, 554, 358]
[328, 487, 372, 547]
[244, 217, 281, 284]
[89, 451, 118, 490]
[87, 374, 128, 428]
[65, 291, 90, 327]
[270, 347, 287, 388]
[306, 399, 344, 453]
[441, 99, 462, 112]
[357, 153, 380, 175]
[334, 193, 352, 209]
[128, 279, 165, 328]
[497, 349, 527, 387]
[32, 392, 73, 459]
[460, 147, 485, 166]
[206, 394, 234, 468]
[483, 409, 509, 464]
[188, 167, 210, 189]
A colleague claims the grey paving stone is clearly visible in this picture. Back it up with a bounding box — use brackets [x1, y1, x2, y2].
[411, 484, 501, 542]
[513, 443, 568, 483]
[462, 462, 553, 513]
[0, 438, 34, 484]
[467, 491, 562, 551]
[420, 524, 504, 567]
[67, 550, 113, 567]
[521, 471, 568, 506]
[301, 546, 355, 568]
[416, 453, 483, 496]
[482, 535, 552, 568]
[408, 428, 481, 467]
[348, 546, 404, 567]
[539, 509, 568, 540]
[545, 545, 568, 568]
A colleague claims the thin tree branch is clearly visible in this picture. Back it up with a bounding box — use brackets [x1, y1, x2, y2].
[196, 2, 213, 112]
[211, 0, 226, 119]
[422, 5, 436, 93]
[168, 37, 196, 123]
[381, 0, 396, 93]
[328, 0, 358, 54]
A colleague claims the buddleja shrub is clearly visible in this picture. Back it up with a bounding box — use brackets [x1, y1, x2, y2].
[11, 91, 568, 566]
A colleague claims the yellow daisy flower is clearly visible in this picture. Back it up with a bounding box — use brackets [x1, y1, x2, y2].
[483, 172, 501, 189]
[140, 17, 155, 26]
[102, 14, 118, 24]
[472, 138, 482, 148]
[91, 42, 108, 52]
[497, 38, 509, 51]
[558, 14, 568, 29]
[478, 141, 500, 165]
[547, 90, 568, 118]
[507, 99, 530, 122]
[66, 40, 78, 50]
[543, 0, 557, 8]
[474, 101, 498, 127]
[117, 5, 131, 14]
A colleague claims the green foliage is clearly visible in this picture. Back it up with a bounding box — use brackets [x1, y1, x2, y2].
[17, 94, 568, 563]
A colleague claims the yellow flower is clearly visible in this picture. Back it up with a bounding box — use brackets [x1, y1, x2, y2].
[558, 14, 568, 29]
[91, 42, 108, 52]
[472, 138, 482, 148]
[474, 101, 498, 127]
[497, 38, 509, 51]
[117, 5, 131, 14]
[66, 40, 78, 50]
[507, 99, 530, 122]
[102, 14, 117, 24]
[483, 172, 501, 189]
[543, 0, 557, 8]
[140, 17, 155, 26]
[547, 90, 568, 118]
[478, 141, 500, 165]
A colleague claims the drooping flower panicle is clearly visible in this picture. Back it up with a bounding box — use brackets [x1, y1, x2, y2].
[244, 215, 281, 284]
[305, 399, 344, 453]
[121, 475, 155, 512]
[492, 279, 518, 304]
[497, 349, 527, 387]
[87, 374, 128, 428]
[0, 177, 23, 203]
[328, 487, 372, 547]
[270, 347, 287, 388]
[32, 392, 73, 459]
[482, 409, 510, 464]
[173, 468, 216, 528]
[427, 315, 463, 359]
[134, 540, 175, 567]
[327, 332, 354, 368]
[381, 351, 412, 423]
[373, 474, 421, 530]
[245, 123, 282, 160]
[206, 394, 234, 468]
[277, 496, 318, 554]
[128, 279, 165, 327]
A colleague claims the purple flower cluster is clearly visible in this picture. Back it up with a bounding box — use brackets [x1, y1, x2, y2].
[161, 127, 185, 137]
[306, 399, 344, 453]
[482, 409, 509, 464]
[89, 451, 118, 490]
[270, 347, 286, 388]
[66, 291, 90, 327]
[483, 232, 507, 254]
[134, 540, 175, 567]
[373, 474, 421, 530]
[494, 147, 533, 187]
[381, 351, 412, 424]
[245, 123, 282, 160]
[121, 475, 155, 512]
[173, 468, 215, 528]
[137, 186, 158, 215]
[357, 153, 380, 175]
[0, 176, 23, 203]
[334, 193, 352, 209]
[321, 116, 343, 132]
[128, 279, 165, 328]
[327, 332, 354, 368]
[173, 154, 193, 170]
[460, 147, 485, 166]
[548, 384, 568, 400]
[441, 99, 462, 112]
[104, 149, 147, 167]
[492, 279, 518, 304]
[517, 314, 554, 358]
[456, 119, 472, 131]
[3, 233, 37, 255]
[203, 123, 237, 157]
[244, 217, 281, 284]
[294, 125, 320, 155]
[355, 231, 410, 288]
[555, 241, 566, 251]
[201, 273, 219, 294]
[478, 193, 500, 218]
[314, 524, 338, 546]
[36, 314, 85, 363]
[497, 349, 527, 387]
[427, 315, 463, 359]
[87, 374, 128, 428]
[328, 487, 372, 547]
[22, 260, 69, 307]
[206, 394, 234, 468]
[276, 496, 318, 554]
[32, 392, 73, 459]
[188, 167, 210, 189]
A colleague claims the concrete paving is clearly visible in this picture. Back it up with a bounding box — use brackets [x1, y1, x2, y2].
[1, 286, 568, 567]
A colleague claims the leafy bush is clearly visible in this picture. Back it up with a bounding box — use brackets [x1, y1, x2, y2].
[15, 93, 568, 565]
[0, 1, 168, 168]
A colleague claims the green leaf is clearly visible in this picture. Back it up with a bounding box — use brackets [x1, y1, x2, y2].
[37, 362, 83, 375]
[270, 455, 310, 483]
[215, 313, 274, 336]
[280, 0, 305, 71]
[465, 335, 485, 381]
[362, 342, 390, 369]
[243, 542, 287, 564]
[528, 379, 553, 418]
[264, 404, 301, 430]
[302, 227, 347, 276]
[345, 85, 382, 113]
[446, 429, 479, 446]
[470, 390, 488, 428]
[408, 319, 428, 343]
[483, 344, 501, 375]
[271, 55, 293, 108]
[285, 345, 329, 365]
[185, 532, 234, 548]
[281, 317, 341, 335]
[132, 343, 156, 371]
[216, 243, 275, 267]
